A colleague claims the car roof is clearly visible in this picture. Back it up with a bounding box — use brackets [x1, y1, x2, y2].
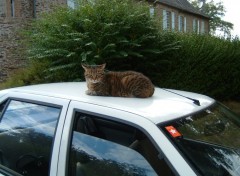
[1, 82, 215, 124]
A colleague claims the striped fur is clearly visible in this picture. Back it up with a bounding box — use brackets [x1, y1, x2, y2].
[82, 63, 155, 98]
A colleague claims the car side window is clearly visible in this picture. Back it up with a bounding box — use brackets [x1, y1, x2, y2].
[0, 100, 61, 176]
[68, 112, 174, 176]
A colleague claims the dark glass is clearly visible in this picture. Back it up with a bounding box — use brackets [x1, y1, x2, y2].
[0, 100, 61, 176]
[69, 131, 157, 176]
[160, 103, 240, 176]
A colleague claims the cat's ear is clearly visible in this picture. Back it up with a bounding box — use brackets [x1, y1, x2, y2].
[100, 63, 106, 70]
[81, 63, 88, 71]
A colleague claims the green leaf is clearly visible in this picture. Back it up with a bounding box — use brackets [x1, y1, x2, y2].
[85, 42, 97, 49]
[142, 49, 163, 54]
[128, 51, 143, 58]
[103, 43, 116, 51]
[67, 52, 76, 57]
[119, 51, 128, 57]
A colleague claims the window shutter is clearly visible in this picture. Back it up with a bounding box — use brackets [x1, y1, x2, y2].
[163, 10, 167, 30]
[171, 12, 175, 31]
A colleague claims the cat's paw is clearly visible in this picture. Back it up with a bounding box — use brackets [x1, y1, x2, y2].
[121, 92, 132, 97]
[86, 90, 97, 96]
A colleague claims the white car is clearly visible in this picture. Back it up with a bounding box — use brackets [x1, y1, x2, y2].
[0, 82, 239, 176]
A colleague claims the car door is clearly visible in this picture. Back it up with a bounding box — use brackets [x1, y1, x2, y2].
[57, 101, 197, 176]
[0, 92, 70, 176]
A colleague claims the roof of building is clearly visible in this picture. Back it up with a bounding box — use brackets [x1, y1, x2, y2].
[0, 82, 215, 124]
[155, 0, 209, 18]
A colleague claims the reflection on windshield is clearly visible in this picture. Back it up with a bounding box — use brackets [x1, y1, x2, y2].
[70, 132, 157, 176]
[160, 102, 240, 176]
[210, 148, 240, 175]
[177, 103, 240, 149]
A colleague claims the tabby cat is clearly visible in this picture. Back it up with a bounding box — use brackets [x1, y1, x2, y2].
[82, 63, 155, 98]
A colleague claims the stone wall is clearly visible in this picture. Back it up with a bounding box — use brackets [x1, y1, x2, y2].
[0, 17, 29, 82]
[0, 0, 67, 83]
[35, 0, 67, 16]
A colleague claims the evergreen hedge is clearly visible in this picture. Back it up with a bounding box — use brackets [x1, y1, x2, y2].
[160, 34, 240, 100]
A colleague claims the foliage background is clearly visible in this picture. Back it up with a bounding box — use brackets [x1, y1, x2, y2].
[25, 0, 179, 82]
[1, 0, 240, 101]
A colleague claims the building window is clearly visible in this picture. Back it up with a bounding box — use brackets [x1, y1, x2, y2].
[67, 0, 77, 9]
[193, 19, 197, 32]
[166, 11, 171, 29]
[163, 10, 174, 30]
[193, 18, 200, 33]
[178, 16, 187, 32]
[149, 7, 154, 17]
[11, 0, 15, 17]
[201, 20, 205, 34]
[0, 0, 7, 17]
[171, 12, 175, 31]
[178, 16, 184, 32]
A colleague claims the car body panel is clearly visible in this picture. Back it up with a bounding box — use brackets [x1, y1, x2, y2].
[3, 82, 215, 124]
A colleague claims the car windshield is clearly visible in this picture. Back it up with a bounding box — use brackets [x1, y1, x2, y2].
[159, 102, 240, 176]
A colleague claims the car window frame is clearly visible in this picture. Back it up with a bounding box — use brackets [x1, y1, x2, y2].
[0, 92, 70, 176]
[58, 100, 197, 176]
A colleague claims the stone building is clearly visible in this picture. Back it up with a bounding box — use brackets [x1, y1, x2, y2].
[0, 0, 67, 82]
[0, 0, 209, 83]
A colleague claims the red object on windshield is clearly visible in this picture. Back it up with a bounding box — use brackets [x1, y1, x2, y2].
[165, 126, 182, 138]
